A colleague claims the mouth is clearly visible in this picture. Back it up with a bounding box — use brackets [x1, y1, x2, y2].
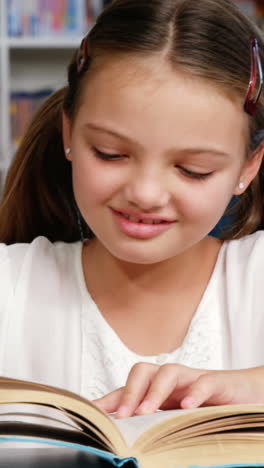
[115, 209, 175, 224]
[121, 213, 167, 225]
[111, 209, 176, 240]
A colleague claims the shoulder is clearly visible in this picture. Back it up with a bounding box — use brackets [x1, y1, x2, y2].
[220, 231, 264, 283]
[220, 230, 264, 307]
[0, 236, 82, 294]
[220, 232, 264, 367]
[0, 237, 83, 389]
[223, 230, 264, 262]
[220, 230, 264, 291]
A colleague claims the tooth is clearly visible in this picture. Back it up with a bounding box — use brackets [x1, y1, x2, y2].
[122, 213, 164, 224]
[143, 220, 154, 225]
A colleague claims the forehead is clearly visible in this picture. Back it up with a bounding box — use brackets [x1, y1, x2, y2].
[76, 55, 248, 155]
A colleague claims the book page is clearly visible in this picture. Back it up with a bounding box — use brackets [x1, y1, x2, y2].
[133, 404, 264, 454]
[113, 404, 264, 452]
[0, 404, 80, 430]
[0, 403, 109, 450]
[0, 378, 127, 455]
[113, 409, 189, 447]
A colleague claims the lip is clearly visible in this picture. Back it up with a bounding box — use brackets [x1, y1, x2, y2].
[111, 209, 176, 240]
[116, 208, 175, 223]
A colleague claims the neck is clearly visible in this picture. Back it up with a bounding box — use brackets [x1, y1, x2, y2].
[82, 237, 222, 355]
[82, 236, 222, 299]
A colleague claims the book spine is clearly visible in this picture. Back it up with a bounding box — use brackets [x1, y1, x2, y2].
[37, 0, 46, 36]
[7, 0, 22, 37]
[7, 0, 106, 36]
[9, 90, 53, 149]
[85, 0, 92, 26]
[73, 0, 86, 35]
[30, 0, 39, 36]
[66, 0, 78, 33]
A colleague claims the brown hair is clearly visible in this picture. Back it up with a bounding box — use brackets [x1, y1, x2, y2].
[1, 0, 264, 244]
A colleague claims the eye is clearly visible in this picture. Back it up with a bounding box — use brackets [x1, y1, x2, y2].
[92, 147, 127, 160]
[178, 166, 213, 180]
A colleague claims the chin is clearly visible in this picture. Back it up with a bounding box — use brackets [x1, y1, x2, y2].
[114, 253, 165, 265]
[106, 242, 176, 265]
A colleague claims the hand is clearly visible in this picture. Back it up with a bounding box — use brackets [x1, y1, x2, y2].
[93, 362, 264, 418]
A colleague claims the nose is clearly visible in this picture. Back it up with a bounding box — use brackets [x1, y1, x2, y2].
[124, 169, 170, 211]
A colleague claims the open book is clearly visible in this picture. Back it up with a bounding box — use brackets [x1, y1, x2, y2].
[0, 377, 264, 468]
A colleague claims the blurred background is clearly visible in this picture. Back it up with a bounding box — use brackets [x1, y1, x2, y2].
[0, 0, 263, 195]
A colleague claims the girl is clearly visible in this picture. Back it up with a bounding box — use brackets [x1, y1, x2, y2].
[1, 0, 264, 420]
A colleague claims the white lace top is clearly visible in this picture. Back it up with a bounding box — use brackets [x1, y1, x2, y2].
[0, 233, 264, 400]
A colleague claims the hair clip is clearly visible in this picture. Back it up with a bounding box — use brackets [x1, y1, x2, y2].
[77, 36, 89, 74]
[244, 38, 263, 116]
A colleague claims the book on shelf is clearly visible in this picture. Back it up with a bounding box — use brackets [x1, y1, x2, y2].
[6, 1, 264, 39]
[1, 377, 264, 468]
[7, 0, 111, 38]
[10, 89, 53, 149]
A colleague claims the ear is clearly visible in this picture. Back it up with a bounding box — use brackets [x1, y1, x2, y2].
[233, 143, 264, 195]
[62, 111, 72, 161]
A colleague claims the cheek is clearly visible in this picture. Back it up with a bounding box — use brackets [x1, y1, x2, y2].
[177, 179, 234, 224]
[71, 156, 123, 206]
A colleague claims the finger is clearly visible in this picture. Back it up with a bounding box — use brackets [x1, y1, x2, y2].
[93, 387, 124, 413]
[135, 364, 203, 415]
[180, 373, 227, 409]
[116, 363, 159, 418]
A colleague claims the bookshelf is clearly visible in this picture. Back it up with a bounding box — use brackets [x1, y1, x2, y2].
[0, 0, 263, 194]
[0, 0, 108, 192]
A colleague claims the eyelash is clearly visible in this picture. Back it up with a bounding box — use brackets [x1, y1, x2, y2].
[92, 147, 126, 160]
[92, 148, 213, 180]
[179, 167, 213, 180]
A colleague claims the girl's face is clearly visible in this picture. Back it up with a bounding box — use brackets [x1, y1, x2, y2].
[64, 55, 262, 264]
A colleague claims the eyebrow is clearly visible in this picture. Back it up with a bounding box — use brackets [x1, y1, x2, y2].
[84, 123, 232, 158]
[84, 123, 138, 145]
[178, 147, 232, 159]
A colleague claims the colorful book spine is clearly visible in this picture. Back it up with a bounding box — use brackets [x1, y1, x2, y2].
[6, 0, 106, 37]
[7, 1, 263, 37]
[10, 90, 53, 149]
[66, 0, 78, 33]
[8, 0, 22, 37]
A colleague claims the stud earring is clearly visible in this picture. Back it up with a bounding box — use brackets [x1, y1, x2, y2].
[65, 148, 71, 155]
[239, 181, 245, 190]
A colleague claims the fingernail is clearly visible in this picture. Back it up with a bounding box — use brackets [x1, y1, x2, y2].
[116, 405, 129, 418]
[135, 400, 152, 415]
[181, 397, 196, 409]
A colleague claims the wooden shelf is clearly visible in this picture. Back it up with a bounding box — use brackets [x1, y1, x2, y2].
[6, 36, 82, 50]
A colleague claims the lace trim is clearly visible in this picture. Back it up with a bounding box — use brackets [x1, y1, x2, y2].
[75, 243, 226, 399]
